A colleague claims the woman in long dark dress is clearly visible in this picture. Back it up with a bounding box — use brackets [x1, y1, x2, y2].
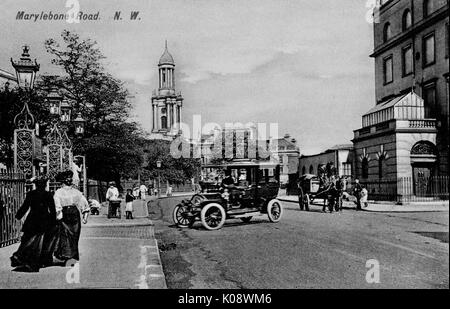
[53, 171, 89, 262]
[10, 177, 57, 272]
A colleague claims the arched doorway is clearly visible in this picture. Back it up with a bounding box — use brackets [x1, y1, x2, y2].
[410, 141, 437, 196]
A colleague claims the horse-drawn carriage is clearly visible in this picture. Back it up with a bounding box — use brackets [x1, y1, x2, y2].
[297, 173, 344, 212]
[172, 160, 283, 230]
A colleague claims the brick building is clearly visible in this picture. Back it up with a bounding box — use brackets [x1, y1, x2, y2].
[353, 0, 449, 201]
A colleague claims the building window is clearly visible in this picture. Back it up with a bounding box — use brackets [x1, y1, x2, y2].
[309, 165, 314, 174]
[423, 82, 437, 118]
[378, 156, 384, 179]
[279, 156, 284, 164]
[302, 166, 306, 175]
[161, 116, 167, 129]
[362, 158, 369, 179]
[383, 55, 393, 85]
[402, 45, 413, 76]
[383, 23, 392, 42]
[402, 9, 412, 31]
[342, 163, 352, 176]
[423, 0, 435, 18]
[423, 32, 435, 67]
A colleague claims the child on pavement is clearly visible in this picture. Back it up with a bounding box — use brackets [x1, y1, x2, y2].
[125, 189, 134, 219]
[360, 187, 369, 208]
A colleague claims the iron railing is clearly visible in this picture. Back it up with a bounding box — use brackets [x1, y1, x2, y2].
[0, 170, 26, 248]
[361, 176, 449, 203]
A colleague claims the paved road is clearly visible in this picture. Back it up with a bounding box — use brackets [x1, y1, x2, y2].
[149, 197, 449, 289]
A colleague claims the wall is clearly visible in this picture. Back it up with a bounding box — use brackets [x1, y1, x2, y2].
[373, 0, 449, 175]
[353, 132, 398, 180]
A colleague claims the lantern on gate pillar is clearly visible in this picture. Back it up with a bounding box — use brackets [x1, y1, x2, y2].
[60, 99, 72, 123]
[73, 113, 85, 136]
[11, 45, 40, 90]
[46, 87, 63, 117]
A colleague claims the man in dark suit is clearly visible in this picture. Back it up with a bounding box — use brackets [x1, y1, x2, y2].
[353, 179, 363, 210]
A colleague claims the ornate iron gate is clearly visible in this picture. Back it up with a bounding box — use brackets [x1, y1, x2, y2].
[13, 103, 36, 178]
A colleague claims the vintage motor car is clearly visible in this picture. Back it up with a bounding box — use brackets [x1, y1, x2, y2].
[172, 160, 283, 230]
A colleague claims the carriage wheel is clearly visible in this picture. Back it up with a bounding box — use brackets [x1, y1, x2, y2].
[298, 189, 305, 210]
[267, 199, 283, 222]
[304, 194, 310, 211]
[200, 203, 226, 230]
[240, 217, 252, 223]
[172, 204, 195, 228]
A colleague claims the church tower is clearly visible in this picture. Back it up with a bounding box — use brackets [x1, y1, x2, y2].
[151, 41, 183, 139]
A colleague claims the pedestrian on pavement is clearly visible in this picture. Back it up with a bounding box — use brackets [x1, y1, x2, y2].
[139, 183, 148, 200]
[53, 171, 90, 263]
[71, 158, 82, 189]
[10, 176, 57, 272]
[125, 189, 134, 219]
[132, 186, 140, 199]
[106, 181, 120, 218]
[335, 176, 346, 212]
[360, 187, 369, 208]
[166, 184, 173, 197]
[353, 179, 363, 210]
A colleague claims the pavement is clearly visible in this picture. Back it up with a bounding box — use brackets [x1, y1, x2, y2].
[0, 207, 167, 289]
[277, 194, 449, 212]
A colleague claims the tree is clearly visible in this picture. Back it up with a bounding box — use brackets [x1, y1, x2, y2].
[143, 139, 201, 185]
[42, 30, 142, 183]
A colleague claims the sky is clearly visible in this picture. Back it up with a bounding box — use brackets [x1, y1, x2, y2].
[0, 0, 375, 155]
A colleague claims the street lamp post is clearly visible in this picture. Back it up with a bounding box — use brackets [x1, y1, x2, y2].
[156, 160, 161, 198]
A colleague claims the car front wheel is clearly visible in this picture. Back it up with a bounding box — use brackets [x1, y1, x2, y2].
[200, 203, 226, 230]
[173, 204, 195, 228]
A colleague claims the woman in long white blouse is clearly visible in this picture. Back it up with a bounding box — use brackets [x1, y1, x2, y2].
[53, 170, 89, 262]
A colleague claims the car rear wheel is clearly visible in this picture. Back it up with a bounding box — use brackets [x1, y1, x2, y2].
[267, 199, 283, 223]
[173, 204, 195, 228]
[200, 203, 226, 230]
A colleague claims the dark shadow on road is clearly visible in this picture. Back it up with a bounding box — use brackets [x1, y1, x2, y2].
[413, 231, 449, 243]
